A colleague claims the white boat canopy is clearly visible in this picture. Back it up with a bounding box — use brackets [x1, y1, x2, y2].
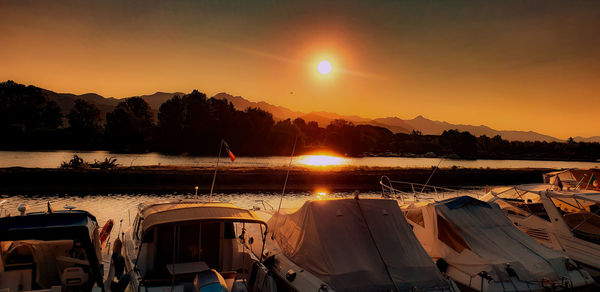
[412, 196, 576, 283]
[139, 201, 266, 232]
[268, 198, 454, 291]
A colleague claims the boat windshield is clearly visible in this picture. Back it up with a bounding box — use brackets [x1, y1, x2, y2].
[135, 219, 266, 288]
[492, 187, 600, 244]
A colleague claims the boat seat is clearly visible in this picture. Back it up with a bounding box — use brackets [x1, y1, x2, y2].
[220, 271, 237, 291]
[61, 266, 89, 286]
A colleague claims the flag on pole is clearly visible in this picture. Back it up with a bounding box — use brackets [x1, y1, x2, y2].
[591, 174, 598, 188]
[223, 140, 236, 162]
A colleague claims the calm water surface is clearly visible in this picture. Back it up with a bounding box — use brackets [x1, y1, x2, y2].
[0, 188, 486, 240]
[0, 192, 388, 240]
[1, 150, 599, 169]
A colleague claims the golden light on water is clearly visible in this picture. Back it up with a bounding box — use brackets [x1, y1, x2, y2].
[315, 190, 328, 200]
[296, 154, 350, 167]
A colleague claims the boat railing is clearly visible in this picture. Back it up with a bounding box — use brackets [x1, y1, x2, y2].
[380, 176, 484, 203]
[253, 200, 274, 211]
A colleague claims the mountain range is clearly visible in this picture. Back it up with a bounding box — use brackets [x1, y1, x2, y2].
[41, 87, 597, 143]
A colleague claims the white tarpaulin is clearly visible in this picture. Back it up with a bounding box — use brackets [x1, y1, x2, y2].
[415, 196, 572, 282]
[268, 198, 454, 292]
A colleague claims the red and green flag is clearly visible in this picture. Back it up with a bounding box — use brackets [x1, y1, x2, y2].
[591, 174, 598, 188]
[223, 140, 236, 162]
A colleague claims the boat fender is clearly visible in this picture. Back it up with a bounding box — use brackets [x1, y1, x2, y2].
[505, 263, 518, 279]
[564, 257, 578, 271]
[477, 271, 493, 282]
[100, 219, 114, 243]
[435, 258, 448, 273]
[263, 254, 275, 269]
[286, 269, 296, 282]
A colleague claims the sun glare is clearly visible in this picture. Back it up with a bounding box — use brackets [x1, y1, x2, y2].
[318, 60, 332, 74]
[315, 190, 328, 200]
[296, 154, 349, 167]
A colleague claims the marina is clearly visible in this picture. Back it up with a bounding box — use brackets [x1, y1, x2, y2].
[2, 167, 600, 291]
[3, 1, 600, 290]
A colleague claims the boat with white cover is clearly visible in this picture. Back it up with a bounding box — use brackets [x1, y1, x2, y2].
[402, 196, 595, 291]
[117, 200, 276, 292]
[247, 197, 460, 292]
[482, 183, 600, 280]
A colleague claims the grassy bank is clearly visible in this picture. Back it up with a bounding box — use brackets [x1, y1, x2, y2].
[0, 166, 554, 195]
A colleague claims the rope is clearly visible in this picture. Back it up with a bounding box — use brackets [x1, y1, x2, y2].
[354, 198, 399, 292]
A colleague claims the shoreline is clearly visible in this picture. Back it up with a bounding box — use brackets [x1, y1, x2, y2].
[0, 166, 552, 195]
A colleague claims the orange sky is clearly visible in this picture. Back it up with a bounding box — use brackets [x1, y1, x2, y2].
[1, 0, 599, 139]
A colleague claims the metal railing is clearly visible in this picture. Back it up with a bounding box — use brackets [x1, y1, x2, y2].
[380, 176, 485, 203]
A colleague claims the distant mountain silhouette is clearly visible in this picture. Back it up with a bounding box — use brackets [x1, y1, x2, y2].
[130, 91, 185, 110]
[212, 94, 565, 141]
[213, 93, 411, 133]
[574, 136, 600, 143]
[41, 89, 120, 119]
[401, 115, 562, 142]
[30, 83, 594, 142]
[213, 92, 304, 121]
[42, 89, 182, 119]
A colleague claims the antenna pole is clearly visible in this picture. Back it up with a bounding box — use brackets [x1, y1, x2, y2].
[420, 159, 443, 194]
[278, 135, 298, 213]
[209, 139, 224, 201]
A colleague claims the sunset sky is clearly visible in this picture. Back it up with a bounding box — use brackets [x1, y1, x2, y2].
[1, 0, 599, 139]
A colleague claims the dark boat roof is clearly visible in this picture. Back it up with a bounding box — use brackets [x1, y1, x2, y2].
[435, 196, 491, 209]
[0, 210, 98, 242]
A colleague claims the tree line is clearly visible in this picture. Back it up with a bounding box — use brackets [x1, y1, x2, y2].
[1, 80, 599, 161]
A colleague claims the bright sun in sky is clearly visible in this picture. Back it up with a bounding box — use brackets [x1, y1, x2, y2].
[318, 60, 332, 74]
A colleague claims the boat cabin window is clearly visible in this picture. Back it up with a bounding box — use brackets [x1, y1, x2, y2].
[148, 221, 235, 276]
[517, 202, 551, 222]
[437, 216, 470, 252]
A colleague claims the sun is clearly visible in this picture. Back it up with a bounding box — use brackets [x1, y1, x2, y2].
[318, 60, 332, 74]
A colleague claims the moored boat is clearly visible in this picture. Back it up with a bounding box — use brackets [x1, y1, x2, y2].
[482, 183, 600, 280]
[116, 200, 276, 292]
[247, 197, 460, 292]
[0, 207, 107, 291]
[402, 196, 595, 291]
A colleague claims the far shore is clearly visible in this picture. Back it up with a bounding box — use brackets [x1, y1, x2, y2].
[0, 165, 553, 195]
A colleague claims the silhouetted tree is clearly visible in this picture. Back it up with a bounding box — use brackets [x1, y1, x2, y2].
[270, 119, 301, 155]
[105, 97, 154, 152]
[66, 99, 102, 148]
[157, 95, 185, 152]
[68, 99, 102, 132]
[0, 80, 63, 131]
[440, 129, 477, 159]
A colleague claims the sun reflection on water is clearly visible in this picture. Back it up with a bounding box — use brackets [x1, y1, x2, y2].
[295, 154, 350, 167]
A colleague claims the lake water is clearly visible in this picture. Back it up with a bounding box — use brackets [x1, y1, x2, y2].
[1, 150, 599, 169]
[0, 190, 479, 241]
[0, 192, 385, 242]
